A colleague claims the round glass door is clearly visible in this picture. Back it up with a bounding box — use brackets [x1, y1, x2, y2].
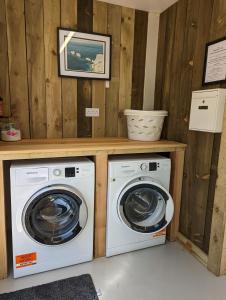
[24, 188, 86, 245]
[119, 183, 169, 233]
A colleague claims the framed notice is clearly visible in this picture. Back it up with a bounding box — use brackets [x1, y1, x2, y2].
[203, 37, 226, 85]
[58, 28, 111, 80]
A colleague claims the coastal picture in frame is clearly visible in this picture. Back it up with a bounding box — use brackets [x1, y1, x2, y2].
[58, 28, 111, 80]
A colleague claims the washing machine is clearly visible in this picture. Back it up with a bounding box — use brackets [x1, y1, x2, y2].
[106, 154, 174, 257]
[10, 158, 94, 278]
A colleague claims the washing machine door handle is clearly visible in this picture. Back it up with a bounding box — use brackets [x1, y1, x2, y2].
[117, 180, 174, 234]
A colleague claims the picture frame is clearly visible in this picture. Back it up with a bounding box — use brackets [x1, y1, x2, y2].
[203, 36, 226, 85]
[57, 27, 111, 80]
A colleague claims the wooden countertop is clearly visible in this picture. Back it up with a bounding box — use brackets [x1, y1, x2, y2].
[0, 138, 186, 160]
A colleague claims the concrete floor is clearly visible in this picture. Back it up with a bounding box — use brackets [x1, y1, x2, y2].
[0, 242, 226, 300]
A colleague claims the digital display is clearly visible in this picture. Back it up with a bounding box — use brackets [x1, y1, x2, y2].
[65, 167, 75, 177]
[149, 162, 157, 171]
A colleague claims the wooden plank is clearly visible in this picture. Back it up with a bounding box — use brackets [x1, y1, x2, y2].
[77, 0, 93, 137]
[210, 0, 226, 41]
[208, 109, 226, 276]
[203, 133, 222, 253]
[92, 0, 107, 137]
[0, 138, 187, 160]
[61, 0, 78, 138]
[105, 4, 121, 137]
[154, 10, 168, 110]
[94, 153, 108, 258]
[6, 0, 30, 138]
[0, 0, 10, 117]
[176, 0, 200, 240]
[167, 150, 185, 241]
[177, 232, 208, 267]
[0, 161, 7, 279]
[159, 4, 177, 139]
[25, 0, 46, 138]
[43, 0, 62, 138]
[131, 10, 148, 110]
[118, 7, 135, 137]
[187, 0, 214, 250]
[166, 0, 187, 140]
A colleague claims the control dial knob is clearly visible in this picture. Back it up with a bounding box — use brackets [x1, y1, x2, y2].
[140, 163, 148, 171]
[53, 169, 61, 176]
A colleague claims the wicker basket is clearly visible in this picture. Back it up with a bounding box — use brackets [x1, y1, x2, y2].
[124, 109, 168, 141]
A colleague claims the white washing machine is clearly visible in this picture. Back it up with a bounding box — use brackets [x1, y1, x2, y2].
[10, 158, 94, 278]
[106, 154, 174, 257]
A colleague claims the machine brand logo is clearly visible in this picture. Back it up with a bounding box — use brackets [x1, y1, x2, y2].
[16, 252, 37, 269]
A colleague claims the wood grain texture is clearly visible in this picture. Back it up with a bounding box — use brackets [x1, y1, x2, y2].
[77, 0, 93, 138]
[154, 10, 168, 111]
[177, 232, 208, 267]
[105, 4, 121, 137]
[131, 10, 148, 110]
[44, 0, 62, 138]
[208, 109, 226, 275]
[25, 0, 46, 138]
[160, 4, 177, 139]
[0, 0, 10, 117]
[155, 0, 221, 255]
[61, 0, 78, 138]
[0, 161, 7, 279]
[118, 7, 135, 137]
[92, 0, 107, 137]
[94, 153, 108, 258]
[6, 0, 30, 137]
[167, 150, 185, 241]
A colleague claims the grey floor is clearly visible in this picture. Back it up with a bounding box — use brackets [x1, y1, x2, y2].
[0, 242, 226, 300]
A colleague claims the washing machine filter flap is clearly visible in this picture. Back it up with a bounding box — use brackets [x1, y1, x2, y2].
[23, 185, 88, 246]
[118, 180, 174, 233]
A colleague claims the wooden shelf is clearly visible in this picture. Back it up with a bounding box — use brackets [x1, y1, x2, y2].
[0, 138, 186, 279]
[0, 138, 186, 160]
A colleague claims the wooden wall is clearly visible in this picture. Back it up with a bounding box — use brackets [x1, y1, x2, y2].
[0, 0, 148, 138]
[155, 0, 226, 254]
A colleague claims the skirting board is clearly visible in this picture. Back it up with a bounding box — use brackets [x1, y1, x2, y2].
[177, 232, 208, 267]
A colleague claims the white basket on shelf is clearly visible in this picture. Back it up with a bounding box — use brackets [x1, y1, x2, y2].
[124, 109, 168, 141]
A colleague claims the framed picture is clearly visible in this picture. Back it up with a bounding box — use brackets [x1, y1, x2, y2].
[57, 27, 111, 80]
[203, 36, 226, 85]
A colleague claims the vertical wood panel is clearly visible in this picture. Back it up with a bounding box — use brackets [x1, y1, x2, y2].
[92, 0, 107, 137]
[25, 0, 46, 138]
[77, 0, 93, 137]
[0, 161, 7, 279]
[204, 0, 226, 254]
[94, 153, 108, 258]
[105, 4, 121, 137]
[61, 0, 78, 138]
[118, 7, 135, 137]
[166, 0, 187, 140]
[176, 0, 200, 239]
[154, 10, 168, 110]
[44, 0, 62, 138]
[190, 0, 214, 250]
[131, 10, 148, 110]
[160, 4, 177, 139]
[0, 0, 10, 117]
[6, 0, 30, 138]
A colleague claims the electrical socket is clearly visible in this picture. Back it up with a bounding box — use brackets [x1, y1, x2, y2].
[85, 108, 99, 117]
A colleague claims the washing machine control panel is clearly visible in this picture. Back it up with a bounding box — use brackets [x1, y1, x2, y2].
[51, 167, 80, 179]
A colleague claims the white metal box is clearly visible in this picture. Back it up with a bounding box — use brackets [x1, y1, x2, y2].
[189, 89, 226, 133]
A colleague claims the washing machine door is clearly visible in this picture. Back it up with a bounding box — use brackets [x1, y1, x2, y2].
[118, 178, 174, 234]
[23, 185, 88, 245]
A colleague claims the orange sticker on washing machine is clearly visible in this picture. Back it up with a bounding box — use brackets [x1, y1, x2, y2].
[16, 252, 37, 269]
[153, 229, 166, 237]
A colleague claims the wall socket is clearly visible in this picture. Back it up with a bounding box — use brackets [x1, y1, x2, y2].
[85, 108, 100, 117]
